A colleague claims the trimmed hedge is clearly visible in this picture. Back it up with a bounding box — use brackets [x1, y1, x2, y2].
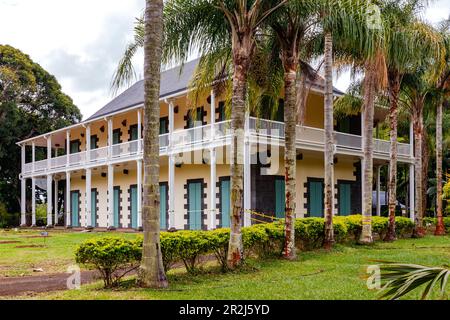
[75, 237, 141, 288]
[76, 215, 416, 286]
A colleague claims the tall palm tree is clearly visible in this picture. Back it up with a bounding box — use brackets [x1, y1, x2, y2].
[138, 0, 168, 288]
[434, 18, 450, 236]
[165, 0, 286, 268]
[381, 0, 442, 241]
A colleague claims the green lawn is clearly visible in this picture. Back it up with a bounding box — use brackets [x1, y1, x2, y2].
[0, 229, 138, 277]
[1, 229, 448, 300]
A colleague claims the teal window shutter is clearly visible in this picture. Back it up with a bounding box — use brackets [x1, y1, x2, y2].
[188, 182, 202, 230]
[113, 187, 120, 228]
[91, 189, 97, 227]
[275, 178, 285, 218]
[159, 184, 167, 229]
[220, 179, 230, 227]
[309, 180, 324, 217]
[71, 191, 79, 227]
[339, 183, 351, 216]
[130, 186, 138, 229]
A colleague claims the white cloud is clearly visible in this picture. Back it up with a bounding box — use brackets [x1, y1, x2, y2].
[0, 0, 448, 116]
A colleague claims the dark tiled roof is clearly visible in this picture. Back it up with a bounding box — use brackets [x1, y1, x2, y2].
[87, 58, 343, 121]
[87, 59, 199, 121]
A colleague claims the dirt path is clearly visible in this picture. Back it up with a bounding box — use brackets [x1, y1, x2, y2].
[0, 270, 99, 297]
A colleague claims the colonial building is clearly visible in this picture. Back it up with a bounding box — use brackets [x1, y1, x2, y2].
[17, 59, 416, 230]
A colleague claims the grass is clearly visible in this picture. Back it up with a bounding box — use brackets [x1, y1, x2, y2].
[1, 229, 448, 300]
[0, 228, 138, 277]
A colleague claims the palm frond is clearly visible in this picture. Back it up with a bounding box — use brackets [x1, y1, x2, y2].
[377, 262, 450, 300]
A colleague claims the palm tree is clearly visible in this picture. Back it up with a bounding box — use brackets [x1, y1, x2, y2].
[165, 0, 286, 269]
[138, 0, 168, 288]
[381, 0, 442, 241]
[434, 19, 450, 236]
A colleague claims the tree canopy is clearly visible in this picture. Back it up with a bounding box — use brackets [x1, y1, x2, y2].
[0, 44, 81, 219]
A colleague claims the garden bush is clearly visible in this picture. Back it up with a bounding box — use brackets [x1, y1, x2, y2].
[75, 237, 141, 288]
[75, 215, 421, 286]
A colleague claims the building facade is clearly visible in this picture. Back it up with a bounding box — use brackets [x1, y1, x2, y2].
[17, 59, 416, 230]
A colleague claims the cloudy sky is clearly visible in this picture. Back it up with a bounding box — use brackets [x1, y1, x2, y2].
[0, 0, 449, 120]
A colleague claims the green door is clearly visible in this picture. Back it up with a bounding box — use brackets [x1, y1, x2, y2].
[188, 181, 202, 230]
[309, 180, 324, 217]
[130, 185, 138, 229]
[91, 189, 97, 227]
[90, 136, 98, 149]
[70, 141, 80, 154]
[130, 126, 138, 141]
[113, 187, 120, 228]
[160, 184, 168, 229]
[220, 179, 230, 227]
[160, 118, 168, 134]
[275, 178, 285, 218]
[71, 191, 79, 227]
[113, 130, 121, 145]
[339, 183, 352, 216]
[187, 109, 202, 128]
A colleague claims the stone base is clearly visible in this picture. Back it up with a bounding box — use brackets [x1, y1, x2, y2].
[107, 226, 116, 231]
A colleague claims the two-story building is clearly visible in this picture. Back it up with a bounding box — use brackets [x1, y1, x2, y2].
[17, 58, 416, 230]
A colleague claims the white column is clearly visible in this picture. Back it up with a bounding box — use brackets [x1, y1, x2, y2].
[54, 178, 58, 226]
[243, 113, 251, 227]
[66, 172, 71, 227]
[107, 164, 114, 228]
[168, 100, 175, 229]
[137, 109, 142, 154]
[108, 118, 113, 159]
[31, 177, 36, 226]
[409, 164, 415, 222]
[137, 159, 143, 229]
[66, 130, 70, 167]
[209, 148, 217, 229]
[20, 177, 26, 226]
[21, 144, 25, 176]
[376, 165, 381, 216]
[409, 120, 414, 157]
[85, 168, 92, 228]
[32, 141, 36, 172]
[168, 155, 175, 229]
[47, 135, 52, 169]
[86, 125, 91, 162]
[209, 91, 216, 229]
[46, 174, 53, 226]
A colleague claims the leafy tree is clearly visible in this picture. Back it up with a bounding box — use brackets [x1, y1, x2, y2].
[0, 45, 81, 220]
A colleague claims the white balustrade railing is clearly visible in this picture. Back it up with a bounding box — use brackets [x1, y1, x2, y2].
[335, 132, 362, 150]
[23, 118, 414, 176]
[34, 159, 47, 172]
[68, 152, 85, 166]
[296, 125, 324, 144]
[249, 117, 285, 138]
[51, 155, 67, 169]
[374, 139, 390, 154]
[89, 146, 108, 162]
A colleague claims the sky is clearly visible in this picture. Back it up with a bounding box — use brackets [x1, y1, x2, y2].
[0, 0, 449, 120]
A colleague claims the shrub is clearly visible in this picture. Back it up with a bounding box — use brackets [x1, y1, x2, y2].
[394, 217, 414, 237]
[173, 231, 211, 274]
[75, 237, 141, 288]
[208, 228, 230, 271]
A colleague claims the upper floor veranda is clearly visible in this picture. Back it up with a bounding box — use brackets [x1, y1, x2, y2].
[18, 59, 414, 179]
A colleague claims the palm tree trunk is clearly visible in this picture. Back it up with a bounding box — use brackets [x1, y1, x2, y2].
[422, 130, 429, 220]
[359, 63, 376, 244]
[323, 31, 335, 249]
[282, 54, 298, 259]
[435, 99, 446, 235]
[137, 0, 168, 289]
[384, 70, 400, 241]
[227, 61, 248, 269]
[412, 101, 425, 238]
[296, 71, 307, 125]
